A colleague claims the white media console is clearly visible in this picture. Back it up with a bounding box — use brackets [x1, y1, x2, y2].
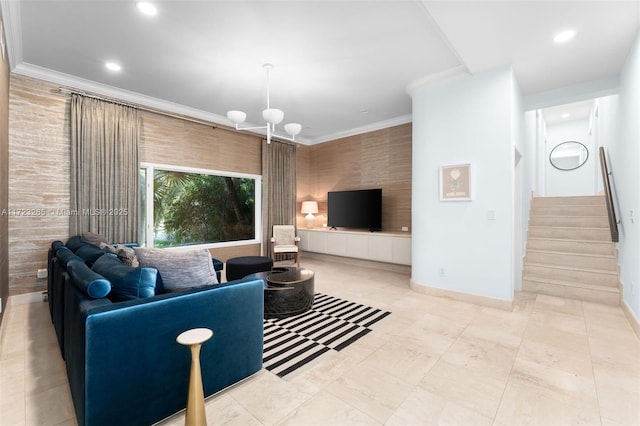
[297, 228, 411, 266]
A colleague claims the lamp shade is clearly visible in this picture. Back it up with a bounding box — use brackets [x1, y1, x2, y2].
[301, 201, 318, 214]
[284, 123, 302, 136]
[262, 108, 284, 125]
[227, 110, 247, 124]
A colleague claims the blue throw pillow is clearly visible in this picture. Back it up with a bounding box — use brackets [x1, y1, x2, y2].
[75, 243, 107, 265]
[68, 262, 111, 299]
[55, 246, 83, 267]
[92, 254, 157, 302]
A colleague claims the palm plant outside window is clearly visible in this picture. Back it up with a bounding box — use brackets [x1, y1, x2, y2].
[140, 164, 261, 248]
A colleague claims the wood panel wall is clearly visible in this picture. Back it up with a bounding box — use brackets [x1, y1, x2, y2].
[296, 124, 412, 233]
[0, 13, 10, 317]
[8, 76, 70, 296]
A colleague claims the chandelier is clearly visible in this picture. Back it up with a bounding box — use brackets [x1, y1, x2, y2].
[226, 64, 302, 144]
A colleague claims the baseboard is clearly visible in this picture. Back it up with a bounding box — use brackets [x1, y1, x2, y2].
[621, 298, 640, 341]
[301, 251, 411, 274]
[409, 280, 513, 311]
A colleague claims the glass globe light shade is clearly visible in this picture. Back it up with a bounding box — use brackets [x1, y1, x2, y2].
[262, 108, 284, 125]
[227, 110, 247, 124]
[284, 123, 302, 136]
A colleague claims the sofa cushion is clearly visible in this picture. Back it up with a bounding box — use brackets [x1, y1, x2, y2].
[74, 243, 107, 265]
[66, 235, 89, 252]
[91, 254, 157, 302]
[134, 247, 218, 292]
[67, 262, 112, 299]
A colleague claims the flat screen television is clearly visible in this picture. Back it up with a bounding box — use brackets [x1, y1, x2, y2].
[327, 188, 382, 231]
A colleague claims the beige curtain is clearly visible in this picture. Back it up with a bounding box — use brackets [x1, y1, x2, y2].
[261, 140, 297, 255]
[70, 94, 140, 243]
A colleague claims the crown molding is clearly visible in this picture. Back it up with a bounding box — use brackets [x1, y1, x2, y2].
[13, 62, 237, 125]
[0, 0, 23, 69]
[306, 114, 412, 145]
[12, 62, 411, 146]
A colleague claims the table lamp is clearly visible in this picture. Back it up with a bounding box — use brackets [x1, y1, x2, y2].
[301, 201, 319, 229]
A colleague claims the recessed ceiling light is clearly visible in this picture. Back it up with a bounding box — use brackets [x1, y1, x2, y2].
[561, 113, 571, 119]
[554, 30, 576, 44]
[105, 62, 122, 72]
[136, 2, 157, 16]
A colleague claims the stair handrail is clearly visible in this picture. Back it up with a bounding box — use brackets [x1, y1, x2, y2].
[599, 147, 619, 242]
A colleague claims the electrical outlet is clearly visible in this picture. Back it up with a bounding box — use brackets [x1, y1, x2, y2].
[401, 226, 409, 232]
[439, 267, 446, 277]
[36, 268, 48, 279]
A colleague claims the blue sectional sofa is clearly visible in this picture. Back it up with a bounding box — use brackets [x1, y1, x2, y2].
[47, 237, 264, 426]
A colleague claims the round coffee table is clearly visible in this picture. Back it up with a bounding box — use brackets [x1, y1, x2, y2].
[246, 267, 315, 318]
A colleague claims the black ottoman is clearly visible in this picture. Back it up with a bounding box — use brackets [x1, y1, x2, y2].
[226, 256, 274, 281]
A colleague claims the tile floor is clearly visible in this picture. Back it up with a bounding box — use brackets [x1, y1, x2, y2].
[1, 257, 639, 425]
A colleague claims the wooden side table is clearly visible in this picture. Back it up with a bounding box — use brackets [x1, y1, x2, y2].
[177, 328, 213, 426]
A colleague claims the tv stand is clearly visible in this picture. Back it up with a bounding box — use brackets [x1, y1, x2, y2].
[297, 228, 411, 265]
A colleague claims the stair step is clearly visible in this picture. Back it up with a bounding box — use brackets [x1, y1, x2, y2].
[528, 226, 611, 241]
[524, 262, 619, 287]
[523, 277, 620, 305]
[525, 250, 618, 270]
[526, 238, 615, 256]
[525, 196, 620, 305]
[531, 195, 606, 207]
[528, 216, 609, 228]
[531, 206, 608, 217]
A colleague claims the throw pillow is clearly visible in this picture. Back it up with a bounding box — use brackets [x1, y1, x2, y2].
[68, 262, 111, 299]
[133, 247, 218, 292]
[81, 231, 110, 247]
[92, 254, 157, 302]
[115, 244, 139, 267]
[99, 241, 117, 254]
[74, 243, 107, 265]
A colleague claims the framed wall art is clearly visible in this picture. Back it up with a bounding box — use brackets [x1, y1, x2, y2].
[439, 163, 472, 201]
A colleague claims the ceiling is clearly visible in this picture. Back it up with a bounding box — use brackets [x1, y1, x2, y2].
[1, 0, 638, 145]
[542, 99, 594, 126]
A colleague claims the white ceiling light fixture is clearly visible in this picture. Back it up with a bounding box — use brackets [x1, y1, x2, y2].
[227, 64, 302, 144]
[554, 29, 576, 44]
[136, 2, 157, 16]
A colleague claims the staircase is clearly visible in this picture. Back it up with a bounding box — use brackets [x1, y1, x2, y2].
[523, 195, 621, 305]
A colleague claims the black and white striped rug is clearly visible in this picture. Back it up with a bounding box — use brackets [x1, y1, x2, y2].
[263, 293, 391, 378]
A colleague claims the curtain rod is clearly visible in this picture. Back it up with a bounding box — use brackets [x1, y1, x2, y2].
[57, 86, 223, 130]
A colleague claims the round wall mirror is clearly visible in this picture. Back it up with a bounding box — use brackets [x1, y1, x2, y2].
[549, 141, 589, 171]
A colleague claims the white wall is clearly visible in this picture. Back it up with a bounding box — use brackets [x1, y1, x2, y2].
[600, 32, 640, 321]
[411, 66, 517, 302]
[545, 119, 596, 196]
[595, 94, 620, 194]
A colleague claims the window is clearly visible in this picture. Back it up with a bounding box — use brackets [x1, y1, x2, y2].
[140, 163, 261, 248]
